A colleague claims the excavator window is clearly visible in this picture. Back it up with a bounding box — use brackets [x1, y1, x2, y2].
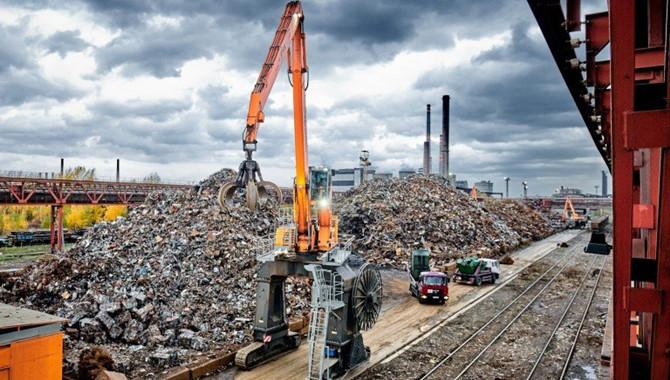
[309, 168, 331, 207]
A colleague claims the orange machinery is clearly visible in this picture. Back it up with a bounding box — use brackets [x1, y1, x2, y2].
[561, 197, 587, 228]
[0, 303, 66, 380]
[231, 2, 383, 377]
[219, 0, 336, 254]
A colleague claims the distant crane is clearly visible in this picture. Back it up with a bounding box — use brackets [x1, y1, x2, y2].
[561, 197, 586, 229]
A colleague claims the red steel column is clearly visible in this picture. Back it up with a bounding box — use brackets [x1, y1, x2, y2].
[652, 150, 670, 377]
[49, 204, 64, 253]
[49, 205, 56, 253]
[609, 1, 635, 378]
[57, 205, 63, 251]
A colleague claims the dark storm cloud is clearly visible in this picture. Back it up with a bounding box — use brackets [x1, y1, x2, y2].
[0, 69, 81, 105]
[0, 24, 33, 72]
[43, 30, 89, 57]
[79, 0, 524, 78]
[95, 15, 222, 77]
[414, 22, 583, 140]
[198, 85, 246, 120]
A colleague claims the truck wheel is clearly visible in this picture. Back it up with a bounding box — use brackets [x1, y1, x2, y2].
[476, 277, 482, 286]
[491, 276, 496, 284]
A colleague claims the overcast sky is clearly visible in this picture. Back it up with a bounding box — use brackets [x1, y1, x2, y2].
[0, 0, 609, 196]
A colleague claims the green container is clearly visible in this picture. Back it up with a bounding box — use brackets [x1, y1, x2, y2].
[410, 249, 431, 280]
[456, 257, 481, 275]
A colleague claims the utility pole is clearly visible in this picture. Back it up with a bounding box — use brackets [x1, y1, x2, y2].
[522, 181, 528, 198]
[504, 177, 510, 198]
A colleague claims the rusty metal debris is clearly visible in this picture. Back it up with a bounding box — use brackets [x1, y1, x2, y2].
[335, 176, 554, 267]
[0, 169, 310, 378]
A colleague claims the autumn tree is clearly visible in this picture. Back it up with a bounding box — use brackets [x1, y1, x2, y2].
[143, 172, 161, 183]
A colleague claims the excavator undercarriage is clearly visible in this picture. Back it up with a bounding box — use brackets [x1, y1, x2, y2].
[235, 250, 382, 379]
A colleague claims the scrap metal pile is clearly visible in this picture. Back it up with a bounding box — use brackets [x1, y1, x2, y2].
[335, 176, 554, 267]
[481, 198, 554, 241]
[0, 169, 310, 378]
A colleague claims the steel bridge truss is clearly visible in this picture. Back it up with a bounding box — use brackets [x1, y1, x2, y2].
[0, 176, 191, 252]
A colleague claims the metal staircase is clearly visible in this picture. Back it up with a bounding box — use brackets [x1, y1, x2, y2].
[305, 265, 344, 380]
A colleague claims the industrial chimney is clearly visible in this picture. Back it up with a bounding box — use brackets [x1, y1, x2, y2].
[423, 104, 431, 175]
[601, 170, 608, 197]
[439, 95, 450, 179]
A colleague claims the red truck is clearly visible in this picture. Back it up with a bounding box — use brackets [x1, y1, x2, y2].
[408, 249, 449, 304]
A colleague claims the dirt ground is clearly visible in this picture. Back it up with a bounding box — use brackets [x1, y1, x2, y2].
[213, 230, 581, 380]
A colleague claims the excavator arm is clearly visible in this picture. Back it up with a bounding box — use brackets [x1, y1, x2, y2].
[243, 1, 307, 149]
[221, 0, 334, 254]
[219, 1, 308, 213]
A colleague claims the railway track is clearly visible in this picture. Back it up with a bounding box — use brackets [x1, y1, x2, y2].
[418, 238, 604, 380]
[527, 255, 607, 379]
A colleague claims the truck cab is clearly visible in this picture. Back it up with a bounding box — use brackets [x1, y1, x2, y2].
[413, 271, 449, 304]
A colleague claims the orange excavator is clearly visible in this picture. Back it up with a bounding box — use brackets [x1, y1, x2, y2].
[561, 197, 587, 229]
[230, 2, 383, 378]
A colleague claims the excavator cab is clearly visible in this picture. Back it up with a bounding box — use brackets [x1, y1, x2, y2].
[309, 166, 332, 209]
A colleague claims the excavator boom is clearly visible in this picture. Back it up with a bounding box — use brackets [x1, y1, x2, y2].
[220, 1, 334, 254]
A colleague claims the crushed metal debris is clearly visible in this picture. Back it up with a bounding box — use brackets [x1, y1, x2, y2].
[335, 176, 554, 267]
[1, 169, 310, 378]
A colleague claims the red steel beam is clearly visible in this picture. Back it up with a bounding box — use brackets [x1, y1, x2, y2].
[566, 0, 581, 31]
[0, 177, 191, 205]
[609, 1, 636, 378]
[652, 149, 670, 377]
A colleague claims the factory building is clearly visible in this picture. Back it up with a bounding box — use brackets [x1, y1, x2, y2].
[455, 180, 469, 189]
[474, 180, 493, 193]
[331, 168, 376, 191]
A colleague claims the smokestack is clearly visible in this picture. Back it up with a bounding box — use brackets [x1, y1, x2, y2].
[601, 170, 607, 197]
[439, 95, 450, 179]
[116, 159, 120, 182]
[60, 158, 64, 178]
[423, 104, 431, 175]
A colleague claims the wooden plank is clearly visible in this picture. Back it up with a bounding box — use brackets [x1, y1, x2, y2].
[160, 366, 190, 380]
[601, 298, 613, 366]
[188, 352, 235, 378]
